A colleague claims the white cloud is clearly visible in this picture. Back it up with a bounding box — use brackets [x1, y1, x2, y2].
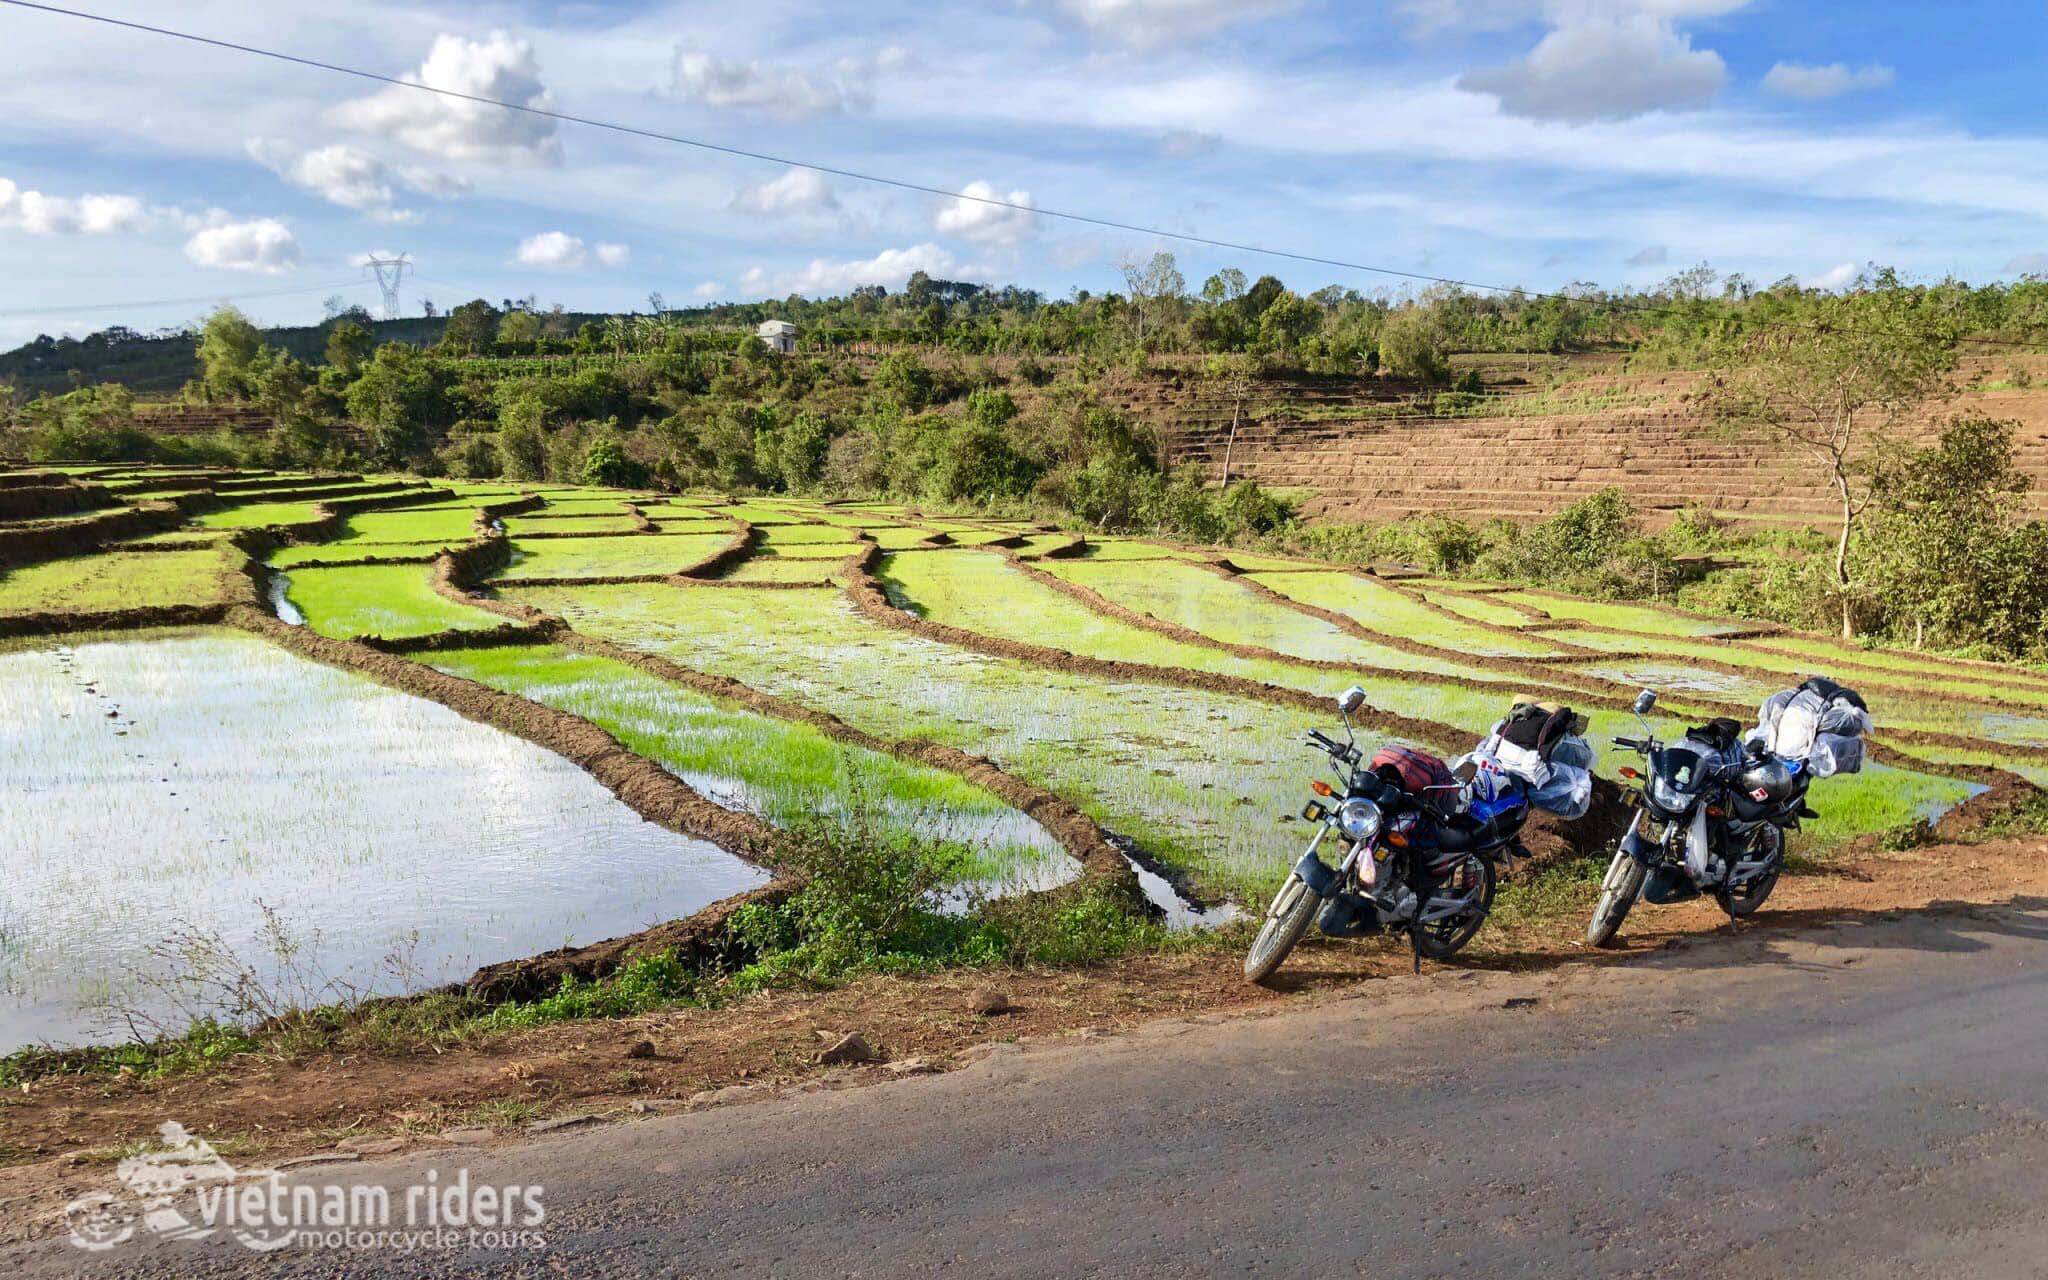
[514, 231, 628, 269]
[1625, 244, 1669, 266]
[935, 181, 1037, 245]
[670, 47, 906, 119]
[1458, 12, 1727, 121]
[184, 219, 300, 274]
[1762, 62, 1895, 101]
[1040, 0, 1300, 47]
[0, 177, 148, 235]
[1160, 129, 1221, 157]
[1803, 261, 1860, 290]
[690, 280, 724, 299]
[1399, 0, 1749, 36]
[245, 140, 465, 225]
[336, 32, 560, 164]
[2005, 253, 2048, 277]
[733, 167, 839, 215]
[741, 243, 968, 296]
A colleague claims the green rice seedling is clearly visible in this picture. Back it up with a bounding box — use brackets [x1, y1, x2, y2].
[1419, 591, 1541, 629]
[281, 564, 506, 639]
[1894, 744, 2048, 789]
[867, 527, 942, 549]
[494, 533, 732, 580]
[635, 506, 730, 523]
[716, 558, 844, 584]
[510, 581, 1408, 901]
[1077, 538, 1203, 561]
[891, 552, 1634, 744]
[0, 630, 764, 1052]
[1219, 551, 1328, 572]
[759, 524, 861, 546]
[333, 507, 485, 544]
[266, 540, 460, 568]
[1040, 557, 1498, 675]
[1248, 571, 1567, 659]
[425, 645, 1071, 886]
[500, 514, 642, 535]
[119, 529, 234, 547]
[193, 501, 328, 530]
[0, 548, 231, 615]
[527, 498, 634, 513]
[760, 541, 867, 560]
[1735, 635, 2048, 697]
[1010, 533, 1078, 557]
[943, 529, 1030, 547]
[1498, 590, 1750, 637]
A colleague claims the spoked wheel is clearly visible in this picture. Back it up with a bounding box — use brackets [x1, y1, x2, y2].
[1411, 855, 1497, 960]
[1716, 825, 1784, 919]
[1243, 873, 1322, 983]
[1587, 847, 1647, 948]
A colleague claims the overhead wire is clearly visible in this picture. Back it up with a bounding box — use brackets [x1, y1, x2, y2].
[4, 0, 2046, 354]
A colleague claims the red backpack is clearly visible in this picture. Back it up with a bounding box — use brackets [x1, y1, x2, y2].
[1368, 744, 1458, 813]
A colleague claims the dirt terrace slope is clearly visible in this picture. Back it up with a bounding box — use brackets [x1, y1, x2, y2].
[1132, 354, 2048, 526]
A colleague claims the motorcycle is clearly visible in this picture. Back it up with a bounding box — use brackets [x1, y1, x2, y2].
[1243, 686, 1531, 982]
[1585, 690, 1817, 947]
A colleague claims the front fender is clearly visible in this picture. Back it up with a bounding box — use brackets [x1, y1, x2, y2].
[1294, 846, 1340, 897]
[1619, 811, 1655, 867]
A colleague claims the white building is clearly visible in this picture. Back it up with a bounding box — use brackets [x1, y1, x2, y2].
[756, 319, 798, 355]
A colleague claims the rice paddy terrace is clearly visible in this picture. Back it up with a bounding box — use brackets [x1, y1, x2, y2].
[2, 461, 2044, 1052]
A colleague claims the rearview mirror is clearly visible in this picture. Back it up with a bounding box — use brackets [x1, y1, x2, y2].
[1337, 686, 1367, 716]
[1632, 689, 1657, 715]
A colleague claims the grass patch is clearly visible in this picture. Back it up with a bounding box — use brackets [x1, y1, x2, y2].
[501, 514, 642, 535]
[193, 501, 326, 530]
[0, 548, 230, 614]
[267, 540, 457, 568]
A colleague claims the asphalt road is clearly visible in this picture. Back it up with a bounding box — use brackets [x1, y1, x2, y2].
[17, 899, 2048, 1278]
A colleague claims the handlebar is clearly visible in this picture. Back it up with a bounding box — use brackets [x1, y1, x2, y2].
[1613, 736, 1649, 752]
[1306, 729, 1361, 766]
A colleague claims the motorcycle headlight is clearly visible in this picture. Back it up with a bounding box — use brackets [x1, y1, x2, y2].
[1338, 797, 1382, 843]
[1647, 775, 1694, 814]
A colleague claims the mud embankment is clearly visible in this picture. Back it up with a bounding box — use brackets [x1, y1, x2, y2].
[0, 482, 112, 522]
[0, 502, 187, 567]
[225, 605, 801, 1001]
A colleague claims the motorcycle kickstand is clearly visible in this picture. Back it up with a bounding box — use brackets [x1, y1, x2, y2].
[1408, 931, 1423, 975]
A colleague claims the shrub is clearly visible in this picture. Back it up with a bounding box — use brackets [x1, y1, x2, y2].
[1378, 306, 1452, 384]
[582, 435, 648, 488]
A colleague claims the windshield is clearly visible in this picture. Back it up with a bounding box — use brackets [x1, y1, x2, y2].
[1649, 746, 1715, 794]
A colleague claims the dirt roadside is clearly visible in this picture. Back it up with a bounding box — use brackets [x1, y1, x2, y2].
[2, 830, 2043, 1243]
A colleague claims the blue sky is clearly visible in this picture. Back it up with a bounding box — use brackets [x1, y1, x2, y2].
[3, 0, 2046, 348]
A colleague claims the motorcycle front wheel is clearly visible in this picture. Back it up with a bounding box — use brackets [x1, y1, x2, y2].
[1586, 847, 1646, 948]
[1715, 825, 1783, 919]
[1411, 855, 1497, 960]
[1243, 872, 1321, 983]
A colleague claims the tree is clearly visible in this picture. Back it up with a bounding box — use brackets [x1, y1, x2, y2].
[1255, 291, 1321, 354]
[323, 320, 372, 375]
[1117, 251, 1184, 344]
[1377, 305, 1451, 384]
[1200, 354, 1256, 484]
[582, 435, 648, 487]
[497, 310, 543, 349]
[1861, 415, 2038, 651]
[345, 343, 450, 463]
[1701, 275, 1960, 638]
[440, 299, 500, 355]
[195, 306, 262, 400]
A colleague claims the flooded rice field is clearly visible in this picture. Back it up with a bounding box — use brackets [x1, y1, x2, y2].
[0, 630, 767, 1052]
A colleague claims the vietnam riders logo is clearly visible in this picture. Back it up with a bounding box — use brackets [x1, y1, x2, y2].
[63, 1120, 547, 1255]
[65, 1122, 288, 1252]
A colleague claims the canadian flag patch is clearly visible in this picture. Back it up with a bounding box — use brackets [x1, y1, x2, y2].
[1751, 786, 1771, 801]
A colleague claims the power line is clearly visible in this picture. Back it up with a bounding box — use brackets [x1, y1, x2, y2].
[5, 0, 2048, 354]
[0, 278, 372, 319]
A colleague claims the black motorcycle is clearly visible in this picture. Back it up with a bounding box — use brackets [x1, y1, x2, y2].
[1586, 690, 1817, 947]
[1244, 686, 1533, 982]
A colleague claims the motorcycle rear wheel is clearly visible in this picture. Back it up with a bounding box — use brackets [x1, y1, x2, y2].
[1586, 847, 1646, 948]
[1715, 826, 1783, 919]
[1243, 872, 1321, 983]
[1411, 855, 1497, 960]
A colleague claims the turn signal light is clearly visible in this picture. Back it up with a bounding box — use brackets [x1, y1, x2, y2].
[1619, 767, 1641, 780]
[1707, 805, 1726, 818]
[1310, 780, 1335, 797]
[1385, 831, 1409, 847]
